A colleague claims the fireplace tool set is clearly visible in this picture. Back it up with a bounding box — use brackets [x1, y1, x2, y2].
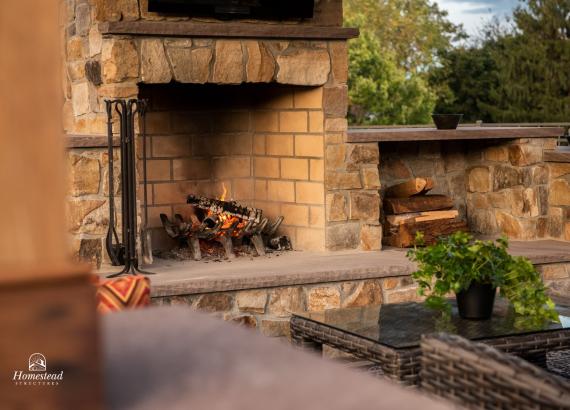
[105, 99, 154, 278]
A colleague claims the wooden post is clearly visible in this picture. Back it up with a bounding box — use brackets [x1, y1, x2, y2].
[0, 1, 102, 408]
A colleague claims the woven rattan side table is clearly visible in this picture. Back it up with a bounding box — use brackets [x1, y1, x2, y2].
[290, 301, 570, 386]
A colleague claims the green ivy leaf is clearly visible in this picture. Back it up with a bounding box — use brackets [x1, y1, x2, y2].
[407, 231, 559, 325]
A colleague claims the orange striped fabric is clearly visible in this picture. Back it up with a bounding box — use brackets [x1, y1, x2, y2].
[96, 275, 151, 314]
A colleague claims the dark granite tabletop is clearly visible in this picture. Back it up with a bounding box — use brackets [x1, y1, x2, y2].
[294, 299, 570, 349]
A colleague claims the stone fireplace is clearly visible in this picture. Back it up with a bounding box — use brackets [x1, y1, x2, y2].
[63, 0, 386, 266]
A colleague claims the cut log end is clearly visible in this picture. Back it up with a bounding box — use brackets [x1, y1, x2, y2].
[384, 195, 454, 215]
[385, 177, 435, 198]
[386, 210, 459, 226]
[383, 218, 469, 248]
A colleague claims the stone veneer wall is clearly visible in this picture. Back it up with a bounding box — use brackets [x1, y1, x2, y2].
[62, 0, 383, 258]
[325, 141, 381, 251]
[152, 276, 421, 338]
[543, 158, 570, 241]
[465, 138, 570, 239]
[380, 137, 570, 241]
[63, 36, 341, 135]
[66, 148, 120, 267]
[541, 263, 570, 297]
[151, 264, 570, 339]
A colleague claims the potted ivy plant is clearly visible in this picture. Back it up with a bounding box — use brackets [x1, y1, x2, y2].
[407, 231, 559, 324]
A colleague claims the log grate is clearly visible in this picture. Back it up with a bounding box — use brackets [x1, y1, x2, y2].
[160, 194, 290, 260]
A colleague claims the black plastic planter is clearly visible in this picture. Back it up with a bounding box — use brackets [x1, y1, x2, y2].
[456, 282, 496, 320]
[431, 113, 463, 130]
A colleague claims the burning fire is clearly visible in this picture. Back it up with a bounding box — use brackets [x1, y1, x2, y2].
[208, 184, 247, 235]
[219, 183, 228, 201]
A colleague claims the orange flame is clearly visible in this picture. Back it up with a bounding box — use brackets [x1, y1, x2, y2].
[206, 183, 248, 237]
[219, 183, 228, 202]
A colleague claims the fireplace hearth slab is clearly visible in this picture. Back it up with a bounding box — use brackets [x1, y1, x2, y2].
[97, 240, 570, 297]
[106, 249, 416, 297]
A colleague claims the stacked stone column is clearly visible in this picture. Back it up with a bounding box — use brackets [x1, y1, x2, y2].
[324, 43, 382, 251]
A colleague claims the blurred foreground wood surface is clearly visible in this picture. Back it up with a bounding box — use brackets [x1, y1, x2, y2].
[0, 1, 102, 409]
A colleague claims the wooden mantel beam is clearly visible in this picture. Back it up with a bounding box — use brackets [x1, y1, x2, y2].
[100, 21, 360, 40]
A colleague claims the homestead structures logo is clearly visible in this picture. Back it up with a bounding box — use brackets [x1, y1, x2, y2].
[12, 353, 63, 386]
[29, 353, 46, 372]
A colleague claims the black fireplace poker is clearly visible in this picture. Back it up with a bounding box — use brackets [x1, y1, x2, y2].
[105, 99, 154, 278]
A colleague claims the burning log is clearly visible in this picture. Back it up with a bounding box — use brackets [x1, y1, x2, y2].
[160, 194, 287, 260]
[187, 194, 263, 223]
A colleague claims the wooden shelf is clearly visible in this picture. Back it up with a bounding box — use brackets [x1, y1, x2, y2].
[347, 126, 565, 143]
[100, 21, 359, 40]
[66, 134, 119, 149]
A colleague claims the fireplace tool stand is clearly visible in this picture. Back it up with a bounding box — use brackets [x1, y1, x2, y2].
[105, 99, 154, 278]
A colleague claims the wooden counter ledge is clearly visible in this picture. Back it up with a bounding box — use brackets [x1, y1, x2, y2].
[544, 147, 570, 163]
[347, 126, 565, 143]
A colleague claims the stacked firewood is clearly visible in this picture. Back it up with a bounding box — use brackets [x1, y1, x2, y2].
[382, 177, 468, 247]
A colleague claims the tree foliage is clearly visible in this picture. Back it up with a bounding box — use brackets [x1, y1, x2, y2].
[429, 43, 499, 122]
[345, 0, 463, 125]
[433, 0, 570, 122]
[348, 30, 436, 125]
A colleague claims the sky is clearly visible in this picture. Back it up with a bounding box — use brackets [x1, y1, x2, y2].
[435, 0, 519, 35]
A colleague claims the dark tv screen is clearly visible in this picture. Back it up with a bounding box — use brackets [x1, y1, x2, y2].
[148, 0, 315, 19]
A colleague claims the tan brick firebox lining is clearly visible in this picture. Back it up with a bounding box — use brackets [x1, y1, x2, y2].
[141, 84, 326, 251]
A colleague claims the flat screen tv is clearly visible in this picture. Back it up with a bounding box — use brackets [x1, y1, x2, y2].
[148, 0, 315, 19]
